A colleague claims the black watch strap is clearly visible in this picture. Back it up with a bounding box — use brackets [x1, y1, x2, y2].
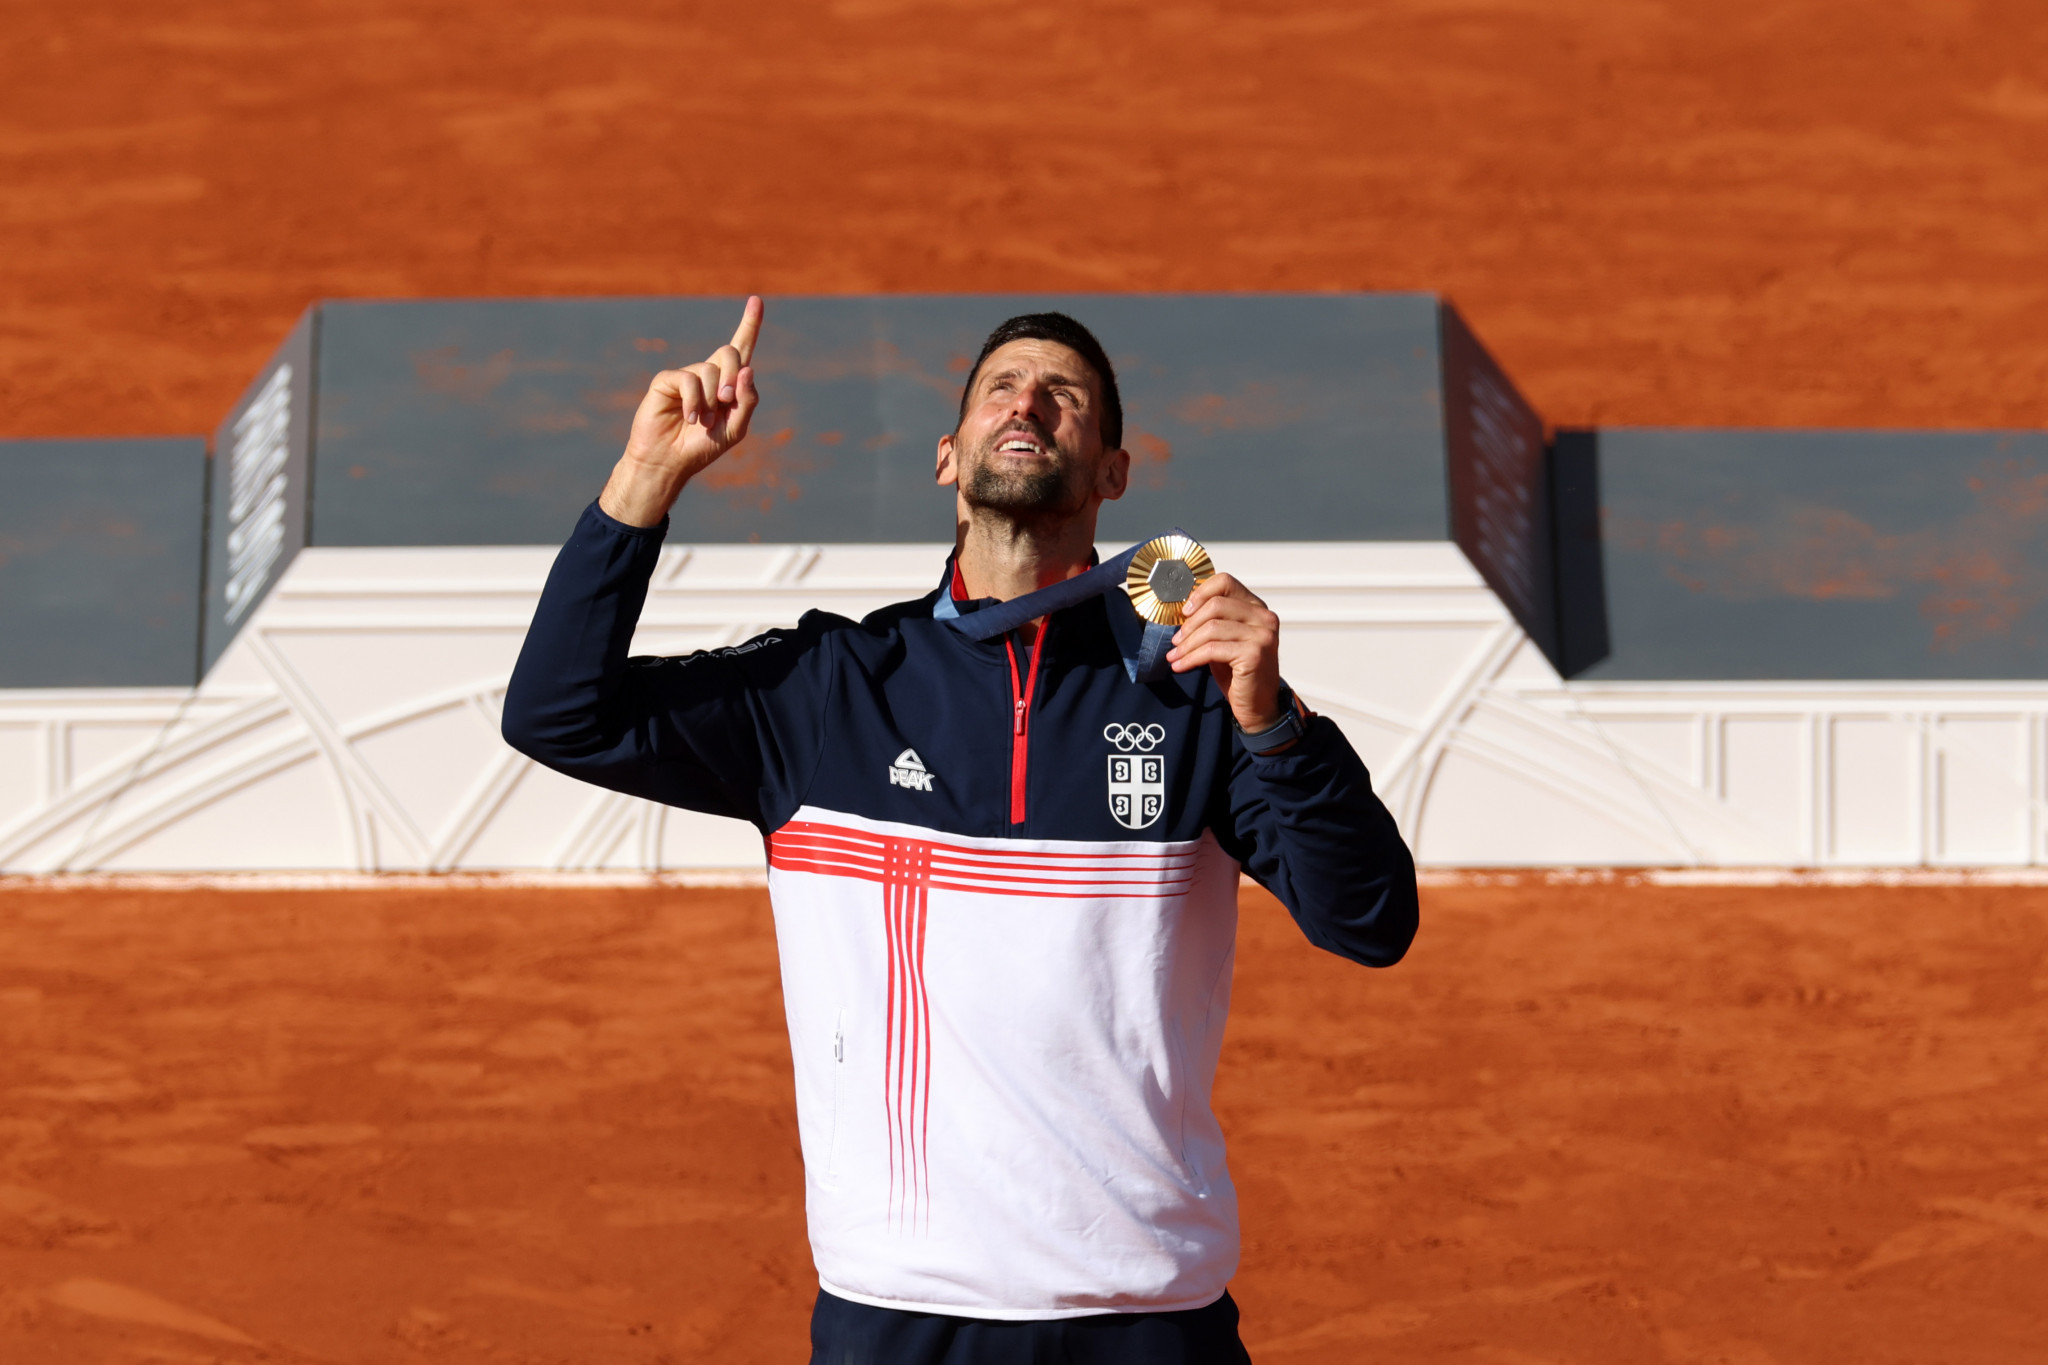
[1236, 685, 1307, 755]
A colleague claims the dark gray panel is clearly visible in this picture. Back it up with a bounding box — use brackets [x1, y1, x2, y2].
[312, 297, 733, 547]
[202, 308, 316, 671]
[1582, 429, 2048, 680]
[1548, 430, 1611, 678]
[309, 294, 1448, 546]
[0, 438, 207, 687]
[1049, 294, 1448, 543]
[1441, 303, 1558, 666]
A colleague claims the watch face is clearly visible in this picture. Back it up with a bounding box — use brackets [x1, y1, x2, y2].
[1125, 534, 1215, 626]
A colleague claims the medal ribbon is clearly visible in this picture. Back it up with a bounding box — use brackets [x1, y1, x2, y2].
[933, 531, 1189, 684]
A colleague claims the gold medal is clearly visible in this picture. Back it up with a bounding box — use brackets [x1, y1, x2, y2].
[1124, 533, 1215, 627]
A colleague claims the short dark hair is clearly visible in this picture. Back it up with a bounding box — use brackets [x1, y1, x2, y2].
[957, 313, 1123, 451]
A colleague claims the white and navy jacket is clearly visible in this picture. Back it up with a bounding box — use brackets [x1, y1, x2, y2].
[503, 502, 1418, 1321]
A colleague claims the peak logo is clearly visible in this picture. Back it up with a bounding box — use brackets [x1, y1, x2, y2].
[888, 749, 934, 792]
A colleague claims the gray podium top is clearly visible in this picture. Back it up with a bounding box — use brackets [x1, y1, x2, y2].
[18, 297, 2044, 688]
[190, 292, 1533, 673]
[1582, 428, 2048, 680]
[309, 294, 1453, 547]
[0, 438, 206, 688]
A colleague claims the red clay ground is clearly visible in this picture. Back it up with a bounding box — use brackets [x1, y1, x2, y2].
[5, 1, 2048, 438]
[1, 880, 2043, 1363]
[7, 5, 2048, 1362]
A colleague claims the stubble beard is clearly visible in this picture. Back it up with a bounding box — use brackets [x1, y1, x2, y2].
[960, 426, 1086, 521]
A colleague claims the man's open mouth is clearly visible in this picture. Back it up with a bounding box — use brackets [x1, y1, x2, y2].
[996, 432, 1048, 455]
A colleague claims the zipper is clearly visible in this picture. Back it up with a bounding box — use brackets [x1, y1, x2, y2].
[1002, 622, 1051, 825]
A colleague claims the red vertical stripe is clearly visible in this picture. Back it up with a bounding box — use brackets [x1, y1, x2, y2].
[882, 837, 934, 1230]
[915, 869, 932, 1215]
[902, 858, 914, 1219]
[883, 867, 899, 1211]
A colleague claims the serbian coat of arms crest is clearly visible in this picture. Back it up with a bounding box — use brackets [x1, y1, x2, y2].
[1104, 723, 1166, 830]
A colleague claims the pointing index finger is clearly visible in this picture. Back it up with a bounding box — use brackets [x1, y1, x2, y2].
[730, 295, 764, 365]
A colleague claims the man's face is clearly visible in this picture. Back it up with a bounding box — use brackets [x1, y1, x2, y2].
[936, 339, 1128, 519]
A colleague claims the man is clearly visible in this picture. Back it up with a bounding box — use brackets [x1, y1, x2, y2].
[503, 297, 1418, 1364]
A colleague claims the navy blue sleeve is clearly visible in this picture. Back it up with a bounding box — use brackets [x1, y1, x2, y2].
[1213, 711, 1419, 967]
[500, 501, 839, 831]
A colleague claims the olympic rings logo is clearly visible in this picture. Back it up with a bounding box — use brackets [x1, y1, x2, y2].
[1103, 722, 1166, 752]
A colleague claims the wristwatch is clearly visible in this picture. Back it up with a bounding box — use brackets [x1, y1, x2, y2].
[1237, 685, 1309, 755]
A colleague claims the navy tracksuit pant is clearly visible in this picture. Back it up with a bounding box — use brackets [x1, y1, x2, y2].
[811, 1289, 1254, 1364]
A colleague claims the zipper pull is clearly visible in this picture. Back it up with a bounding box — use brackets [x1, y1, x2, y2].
[1014, 697, 1026, 735]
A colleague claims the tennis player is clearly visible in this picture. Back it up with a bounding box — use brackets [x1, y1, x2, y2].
[503, 296, 1417, 1363]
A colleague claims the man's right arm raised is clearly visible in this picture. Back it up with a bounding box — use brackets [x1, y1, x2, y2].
[500, 298, 833, 830]
[597, 295, 762, 527]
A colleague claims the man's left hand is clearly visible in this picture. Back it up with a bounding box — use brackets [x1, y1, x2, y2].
[1167, 574, 1286, 735]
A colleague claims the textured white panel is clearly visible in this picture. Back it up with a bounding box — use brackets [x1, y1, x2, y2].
[161, 707, 309, 787]
[595, 811, 648, 871]
[67, 722, 166, 789]
[1720, 716, 1807, 863]
[6, 543, 2048, 873]
[75, 715, 310, 863]
[1449, 694, 1708, 857]
[359, 809, 389, 870]
[99, 753, 347, 870]
[0, 725, 41, 826]
[266, 631, 528, 728]
[1286, 624, 1504, 728]
[1415, 748, 1677, 865]
[454, 759, 611, 870]
[1588, 716, 1699, 786]
[1830, 717, 1918, 863]
[352, 702, 508, 852]
[280, 545, 558, 589]
[1933, 716, 2029, 865]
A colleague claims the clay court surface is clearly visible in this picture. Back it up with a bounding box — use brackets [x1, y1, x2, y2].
[8, 2, 2048, 1362]
[5, 1, 2048, 437]
[0, 879, 2040, 1363]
